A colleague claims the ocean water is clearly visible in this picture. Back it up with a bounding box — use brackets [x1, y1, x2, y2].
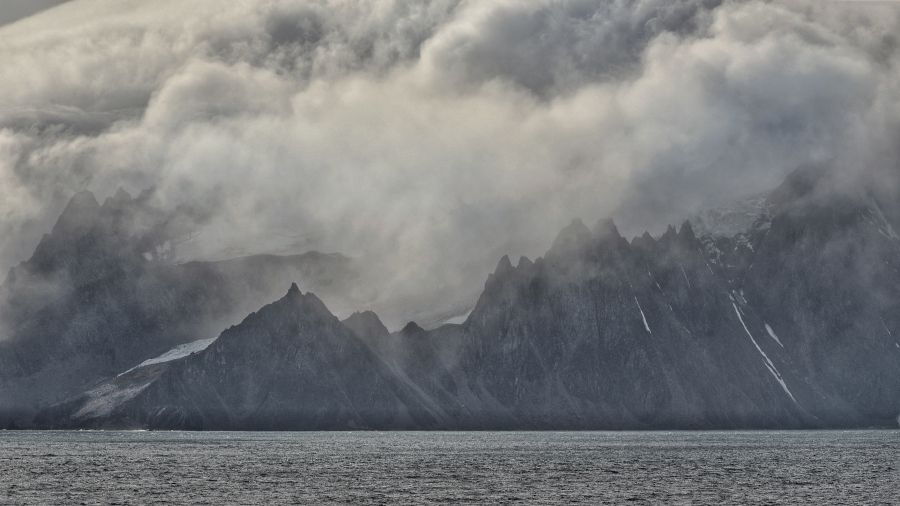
[0, 431, 897, 505]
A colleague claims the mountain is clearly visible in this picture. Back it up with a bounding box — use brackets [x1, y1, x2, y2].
[39, 284, 440, 429]
[690, 194, 771, 239]
[17, 165, 900, 429]
[0, 189, 356, 426]
[349, 219, 810, 429]
[735, 167, 900, 426]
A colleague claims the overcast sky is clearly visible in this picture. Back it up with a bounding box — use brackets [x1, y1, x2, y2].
[0, 0, 68, 26]
[1, 0, 899, 319]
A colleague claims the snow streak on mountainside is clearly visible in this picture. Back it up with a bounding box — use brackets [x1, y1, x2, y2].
[118, 338, 217, 377]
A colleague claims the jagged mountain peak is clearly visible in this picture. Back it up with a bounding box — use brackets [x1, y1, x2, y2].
[660, 224, 677, 241]
[342, 310, 389, 340]
[227, 282, 337, 335]
[547, 218, 592, 257]
[494, 254, 514, 276]
[287, 286, 333, 321]
[400, 321, 426, 337]
[517, 256, 533, 269]
[50, 190, 100, 237]
[592, 218, 622, 242]
[677, 220, 697, 244]
[631, 231, 656, 250]
[64, 189, 100, 212]
[546, 217, 630, 262]
[48, 281, 439, 430]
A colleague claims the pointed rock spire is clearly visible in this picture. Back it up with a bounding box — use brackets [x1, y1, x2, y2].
[400, 321, 426, 337]
[678, 220, 697, 244]
[67, 190, 100, 211]
[278, 284, 335, 322]
[343, 311, 389, 340]
[632, 231, 656, 251]
[494, 255, 514, 276]
[517, 256, 534, 269]
[549, 219, 592, 257]
[49, 191, 101, 240]
[592, 218, 622, 242]
[659, 224, 678, 244]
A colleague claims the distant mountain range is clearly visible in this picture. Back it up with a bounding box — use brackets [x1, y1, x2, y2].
[0, 189, 357, 426]
[4, 165, 900, 429]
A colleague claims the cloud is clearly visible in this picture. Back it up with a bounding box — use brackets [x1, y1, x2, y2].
[1, 0, 899, 324]
[0, 0, 70, 27]
[418, 0, 723, 94]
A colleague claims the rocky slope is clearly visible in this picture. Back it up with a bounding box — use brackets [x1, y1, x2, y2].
[39, 285, 439, 429]
[0, 189, 356, 426]
[738, 167, 900, 427]
[17, 166, 900, 429]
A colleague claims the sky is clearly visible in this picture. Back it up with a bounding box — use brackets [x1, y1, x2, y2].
[1, 0, 899, 320]
[0, 0, 68, 26]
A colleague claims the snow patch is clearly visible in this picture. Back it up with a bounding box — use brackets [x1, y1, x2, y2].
[869, 197, 900, 241]
[119, 337, 216, 376]
[680, 266, 692, 288]
[635, 297, 652, 334]
[881, 317, 893, 338]
[648, 271, 663, 293]
[74, 382, 152, 419]
[764, 323, 784, 348]
[732, 303, 798, 405]
[442, 310, 472, 325]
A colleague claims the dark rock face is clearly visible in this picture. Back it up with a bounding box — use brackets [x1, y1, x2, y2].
[45, 285, 439, 430]
[17, 165, 900, 429]
[383, 219, 810, 429]
[738, 171, 900, 427]
[0, 190, 355, 425]
[342, 311, 390, 341]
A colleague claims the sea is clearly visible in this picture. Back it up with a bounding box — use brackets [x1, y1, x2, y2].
[0, 430, 897, 504]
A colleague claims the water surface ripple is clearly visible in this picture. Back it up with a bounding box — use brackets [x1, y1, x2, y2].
[0, 431, 897, 504]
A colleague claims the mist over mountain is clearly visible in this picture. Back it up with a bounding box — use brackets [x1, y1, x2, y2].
[0, 188, 361, 423]
[29, 163, 900, 430]
[2, 0, 900, 429]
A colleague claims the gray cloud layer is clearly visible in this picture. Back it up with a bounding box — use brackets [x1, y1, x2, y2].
[2, 0, 899, 321]
[0, 0, 69, 27]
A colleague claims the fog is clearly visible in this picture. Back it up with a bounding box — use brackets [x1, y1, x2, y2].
[1, 0, 899, 323]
